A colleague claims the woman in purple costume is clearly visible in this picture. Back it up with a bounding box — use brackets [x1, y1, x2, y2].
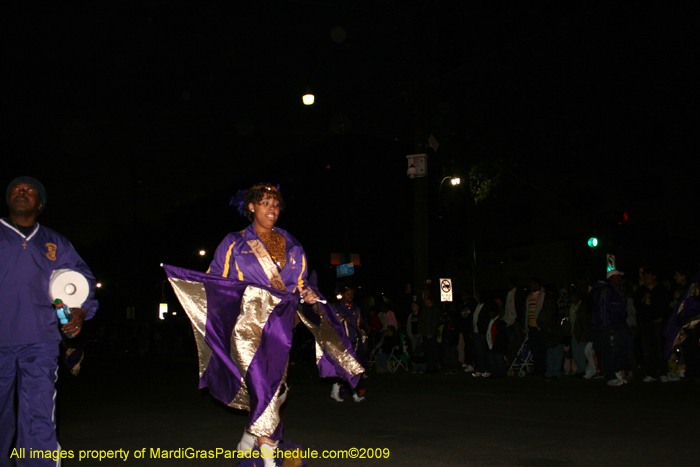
[204, 184, 363, 465]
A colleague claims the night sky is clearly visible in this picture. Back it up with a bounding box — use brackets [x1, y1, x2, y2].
[3, 1, 697, 312]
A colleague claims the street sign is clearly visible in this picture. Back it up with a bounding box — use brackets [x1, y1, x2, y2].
[440, 278, 453, 302]
[336, 263, 354, 278]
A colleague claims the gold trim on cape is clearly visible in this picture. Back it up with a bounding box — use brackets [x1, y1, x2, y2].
[297, 305, 364, 378]
[168, 278, 212, 377]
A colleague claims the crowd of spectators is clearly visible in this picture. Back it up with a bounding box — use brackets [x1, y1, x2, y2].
[343, 263, 700, 387]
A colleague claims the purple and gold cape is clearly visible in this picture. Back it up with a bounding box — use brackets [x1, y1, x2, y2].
[163, 227, 363, 439]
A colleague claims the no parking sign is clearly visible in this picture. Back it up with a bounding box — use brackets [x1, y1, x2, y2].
[440, 278, 453, 302]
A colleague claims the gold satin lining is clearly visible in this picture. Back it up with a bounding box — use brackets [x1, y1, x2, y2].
[249, 366, 289, 438]
[229, 387, 250, 411]
[168, 278, 212, 377]
[231, 286, 282, 378]
[228, 286, 286, 433]
[297, 306, 364, 378]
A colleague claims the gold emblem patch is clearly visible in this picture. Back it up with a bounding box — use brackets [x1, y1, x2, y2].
[45, 243, 57, 261]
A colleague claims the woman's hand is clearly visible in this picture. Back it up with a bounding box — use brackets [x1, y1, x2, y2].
[299, 287, 319, 305]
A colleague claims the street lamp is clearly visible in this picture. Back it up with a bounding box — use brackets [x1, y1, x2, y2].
[438, 176, 460, 198]
[188, 249, 209, 271]
[302, 86, 314, 105]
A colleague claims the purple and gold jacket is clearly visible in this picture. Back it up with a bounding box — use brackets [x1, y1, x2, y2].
[208, 223, 307, 292]
[0, 219, 98, 347]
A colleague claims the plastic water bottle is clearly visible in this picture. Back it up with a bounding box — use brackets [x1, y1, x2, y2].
[609, 333, 615, 347]
[53, 298, 74, 338]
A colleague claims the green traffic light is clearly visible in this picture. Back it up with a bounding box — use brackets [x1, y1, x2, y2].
[588, 237, 599, 248]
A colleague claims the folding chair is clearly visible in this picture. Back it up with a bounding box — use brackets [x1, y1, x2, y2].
[387, 332, 411, 373]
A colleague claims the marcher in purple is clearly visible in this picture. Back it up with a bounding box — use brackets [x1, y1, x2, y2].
[200, 183, 363, 466]
[0, 176, 98, 467]
[331, 286, 366, 402]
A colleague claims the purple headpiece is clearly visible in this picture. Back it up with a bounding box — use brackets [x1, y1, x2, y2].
[230, 189, 249, 217]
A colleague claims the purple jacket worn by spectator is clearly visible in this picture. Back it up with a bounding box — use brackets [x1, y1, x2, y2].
[591, 282, 628, 330]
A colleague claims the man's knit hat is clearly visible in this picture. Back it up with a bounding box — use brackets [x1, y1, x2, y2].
[6, 176, 47, 213]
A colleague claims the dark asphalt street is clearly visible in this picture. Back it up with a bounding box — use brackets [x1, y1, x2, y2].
[55, 355, 699, 467]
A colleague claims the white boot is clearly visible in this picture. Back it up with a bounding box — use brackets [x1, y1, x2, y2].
[260, 441, 278, 467]
[352, 392, 365, 403]
[330, 383, 344, 402]
[237, 430, 255, 452]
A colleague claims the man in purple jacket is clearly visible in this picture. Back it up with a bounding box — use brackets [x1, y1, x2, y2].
[0, 176, 98, 466]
